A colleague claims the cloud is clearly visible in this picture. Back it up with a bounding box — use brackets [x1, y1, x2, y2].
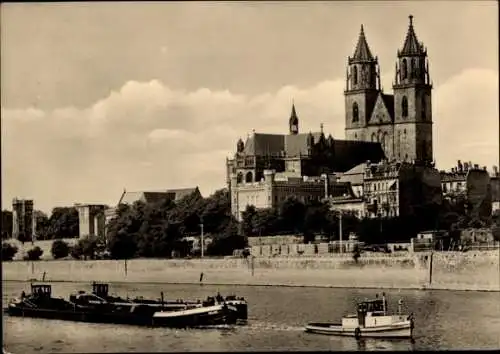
[2, 68, 498, 212]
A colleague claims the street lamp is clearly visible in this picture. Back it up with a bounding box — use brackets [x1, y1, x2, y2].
[199, 217, 204, 258]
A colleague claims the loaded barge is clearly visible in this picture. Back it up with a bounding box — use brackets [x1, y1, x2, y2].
[6, 283, 246, 328]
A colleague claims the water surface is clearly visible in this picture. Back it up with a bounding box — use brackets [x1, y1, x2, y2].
[3, 281, 499, 352]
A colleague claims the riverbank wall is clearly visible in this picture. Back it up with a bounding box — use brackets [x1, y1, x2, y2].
[2, 251, 499, 291]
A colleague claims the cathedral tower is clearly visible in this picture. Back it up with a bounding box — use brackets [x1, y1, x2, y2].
[289, 102, 299, 135]
[344, 25, 381, 142]
[393, 15, 433, 163]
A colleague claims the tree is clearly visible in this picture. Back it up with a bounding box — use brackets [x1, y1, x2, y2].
[106, 204, 139, 259]
[1, 210, 13, 239]
[35, 211, 50, 240]
[241, 205, 257, 236]
[279, 196, 306, 234]
[26, 246, 44, 261]
[207, 218, 246, 256]
[51, 239, 70, 259]
[47, 207, 79, 239]
[2, 242, 18, 261]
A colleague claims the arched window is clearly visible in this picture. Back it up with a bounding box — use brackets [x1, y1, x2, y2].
[353, 66, 358, 85]
[401, 59, 408, 80]
[421, 96, 426, 120]
[236, 172, 243, 184]
[255, 171, 264, 183]
[352, 102, 359, 122]
[354, 133, 358, 140]
[245, 171, 253, 183]
[371, 132, 377, 142]
[383, 132, 389, 153]
[402, 96, 408, 118]
[410, 58, 416, 79]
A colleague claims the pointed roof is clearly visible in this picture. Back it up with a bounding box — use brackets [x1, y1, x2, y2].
[289, 103, 298, 123]
[350, 25, 375, 63]
[399, 15, 426, 56]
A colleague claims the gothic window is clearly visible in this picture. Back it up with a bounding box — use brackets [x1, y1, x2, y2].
[402, 59, 408, 80]
[255, 171, 264, 182]
[236, 172, 243, 184]
[383, 132, 389, 154]
[353, 66, 358, 85]
[354, 133, 358, 140]
[371, 132, 376, 142]
[245, 171, 253, 183]
[421, 96, 426, 120]
[410, 58, 416, 79]
[352, 102, 359, 122]
[402, 96, 408, 118]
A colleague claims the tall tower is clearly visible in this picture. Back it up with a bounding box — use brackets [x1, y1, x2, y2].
[393, 15, 433, 163]
[289, 102, 299, 135]
[344, 25, 381, 142]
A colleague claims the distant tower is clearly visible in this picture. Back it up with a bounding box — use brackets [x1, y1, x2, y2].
[344, 25, 381, 142]
[393, 15, 433, 163]
[12, 198, 35, 242]
[289, 102, 299, 135]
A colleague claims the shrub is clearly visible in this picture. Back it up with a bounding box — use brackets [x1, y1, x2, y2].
[70, 242, 84, 259]
[2, 242, 18, 261]
[26, 246, 44, 261]
[51, 240, 70, 259]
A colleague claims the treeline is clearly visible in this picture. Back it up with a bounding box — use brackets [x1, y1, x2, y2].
[106, 189, 244, 259]
[241, 195, 499, 244]
[1, 207, 81, 241]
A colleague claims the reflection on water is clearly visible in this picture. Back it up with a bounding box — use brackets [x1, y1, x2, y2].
[3, 281, 500, 353]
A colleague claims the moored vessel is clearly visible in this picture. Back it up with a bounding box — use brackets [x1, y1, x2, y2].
[6, 283, 240, 328]
[304, 293, 414, 339]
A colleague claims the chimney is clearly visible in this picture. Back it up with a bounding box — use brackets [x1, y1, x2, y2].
[464, 162, 469, 172]
[457, 160, 463, 173]
[493, 166, 498, 176]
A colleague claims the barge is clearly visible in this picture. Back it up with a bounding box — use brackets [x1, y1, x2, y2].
[6, 283, 239, 328]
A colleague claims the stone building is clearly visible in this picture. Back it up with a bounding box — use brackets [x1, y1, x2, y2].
[344, 16, 433, 164]
[74, 204, 107, 239]
[230, 170, 352, 221]
[12, 198, 35, 242]
[363, 161, 442, 218]
[440, 161, 493, 217]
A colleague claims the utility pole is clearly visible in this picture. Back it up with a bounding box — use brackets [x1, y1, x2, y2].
[339, 212, 343, 254]
[200, 220, 204, 259]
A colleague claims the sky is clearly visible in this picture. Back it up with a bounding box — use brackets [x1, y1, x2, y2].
[1, 1, 499, 213]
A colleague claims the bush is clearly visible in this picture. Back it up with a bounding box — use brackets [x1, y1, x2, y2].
[70, 242, 84, 259]
[51, 240, 70, 259]
[2, 242, 18, 261]
[26, 246, 44, 261]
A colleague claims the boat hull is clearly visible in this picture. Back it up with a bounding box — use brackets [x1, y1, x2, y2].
[305, 321, 413, 339]
[6, 303, 237, 328]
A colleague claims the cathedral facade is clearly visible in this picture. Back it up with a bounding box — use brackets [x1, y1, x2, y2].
[344, 15, 433, 164]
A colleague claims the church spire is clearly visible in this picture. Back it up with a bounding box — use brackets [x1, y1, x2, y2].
[289, 101, 299, 135]
[350, 25, 375, 63]
[398, 15, 426, 57]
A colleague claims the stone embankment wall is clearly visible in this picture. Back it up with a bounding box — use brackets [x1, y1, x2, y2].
[3, 250, 499, 291]
[6, 238, 78, 261]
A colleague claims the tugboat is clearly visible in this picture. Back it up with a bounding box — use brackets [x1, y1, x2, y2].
[90, 282, 248, 322]
[304, 293, 414, 339]
[6, 283, 239, 328]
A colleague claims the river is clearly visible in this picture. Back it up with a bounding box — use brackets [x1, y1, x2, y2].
[3, 281, 499, 352]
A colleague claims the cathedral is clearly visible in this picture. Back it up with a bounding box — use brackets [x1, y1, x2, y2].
[344, 15, 433, 164]
[226, 15, 438, 220]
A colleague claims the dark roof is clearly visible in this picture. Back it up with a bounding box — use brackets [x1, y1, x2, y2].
[289, 104, 298, 124]
[399, 15, 425, 56]
[284, 132, 322, 157]
[243, 133, 284, 156]
[118, 187, 200, 205]
[381, 94, 395, 120]
[350, 25, 375, 63]
[329, 140, 385, 172]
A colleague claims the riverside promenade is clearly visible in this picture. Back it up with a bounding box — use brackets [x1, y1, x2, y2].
[3, 250, 499, 292]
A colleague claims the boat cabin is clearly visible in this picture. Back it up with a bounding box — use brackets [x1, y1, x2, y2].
[31, 284, 52, 298]
[357, 299, 386, 315]
[92, 282, 109, 298]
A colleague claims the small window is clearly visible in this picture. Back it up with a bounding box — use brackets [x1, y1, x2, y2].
[402, 96, 408, 118]
[353, 66, 358, 85]
[352, 102, 359, 122]
[402, 59, 408, 80]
